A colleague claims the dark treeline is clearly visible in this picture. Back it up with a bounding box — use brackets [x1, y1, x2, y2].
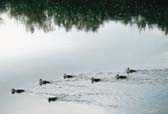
[0, 0, 168, 33]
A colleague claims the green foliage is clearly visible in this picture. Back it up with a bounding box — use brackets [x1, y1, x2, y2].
[0, 0, 168, 34]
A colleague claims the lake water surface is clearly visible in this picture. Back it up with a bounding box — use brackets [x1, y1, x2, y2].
[0, 0, 168, 114]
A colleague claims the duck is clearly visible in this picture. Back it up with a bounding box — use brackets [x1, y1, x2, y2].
[39, 79, 51, 86]
[63, 74, 75, 79]
[48, 97, 58, 103]
[11, 88, 25, 94]
[126, 67, 137, 74]
[115, 74, 127, 80]
[91, 77, 101, 83]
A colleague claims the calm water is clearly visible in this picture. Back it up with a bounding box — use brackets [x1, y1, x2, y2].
[0, 0, 168, 114]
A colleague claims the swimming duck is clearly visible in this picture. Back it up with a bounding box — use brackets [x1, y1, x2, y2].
[115, 74, 127, 80]
[91, 77, 101, 83]
[63, 74, 75, 79]
[11, 88, 25, 94]
[39, 79, 51, 86]
[126, 67, 137, 74]
[48, 97, 58, 103]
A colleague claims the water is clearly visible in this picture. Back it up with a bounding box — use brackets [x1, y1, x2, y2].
[1, 70, 168, 114]
[0, 0, 168, 114]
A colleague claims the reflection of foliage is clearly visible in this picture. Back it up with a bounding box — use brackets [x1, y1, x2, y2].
[0, 17, 3, 25]
[0, 0, 168, 34]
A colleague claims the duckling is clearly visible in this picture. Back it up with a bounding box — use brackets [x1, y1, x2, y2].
[48, 97, 58, 103]
[126, 67, 137, 74]
[63, 74, 75, 79]
[39, 79, 51, 86]
[11, 89, 25, 94]
[115, 74, 127, 80]
[91, 77, 101, 84]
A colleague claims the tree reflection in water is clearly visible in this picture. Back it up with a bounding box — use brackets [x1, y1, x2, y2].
[0, 0, 167, 34]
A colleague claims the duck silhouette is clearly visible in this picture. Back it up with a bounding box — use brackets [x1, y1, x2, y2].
[126, 67, 137, 74]
[39, 79, 51, 86]
[48, 97, 58, 103]
[63, 74, 75, 79]
[91, 77, 101, 83]
[11, 89, 25, 94]
[115, 74, 127, 80]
